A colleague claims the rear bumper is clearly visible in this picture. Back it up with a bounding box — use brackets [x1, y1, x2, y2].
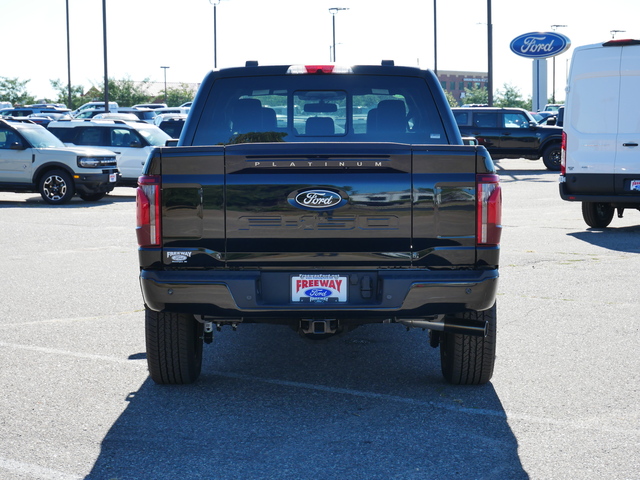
[559, 182, 640, 204]
[140, 268, 499, 319]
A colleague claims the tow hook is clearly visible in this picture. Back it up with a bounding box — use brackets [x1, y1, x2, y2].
[203, 322, 214, 344]
[300, 319, 339, 335]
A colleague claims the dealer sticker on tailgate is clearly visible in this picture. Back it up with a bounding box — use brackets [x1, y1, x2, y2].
[291, 275, 348, 303]
[631, 180, 640, 191]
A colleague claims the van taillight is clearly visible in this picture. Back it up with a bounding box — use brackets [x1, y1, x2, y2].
[136, 174, 161, 247]
[476, 174, 502, 246]
[560, 131, 567, 176]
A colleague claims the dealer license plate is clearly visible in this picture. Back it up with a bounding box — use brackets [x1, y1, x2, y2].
[109, 173, 118, 183]
[291, 275, 348, 303]
[630, 180, 640, 192]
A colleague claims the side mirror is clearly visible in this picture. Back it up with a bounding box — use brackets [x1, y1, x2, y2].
[9, 141, 26, 150]
[529, 121, 538, 129]
[130, 140, 142, 148]
[557, 107, 564, 127]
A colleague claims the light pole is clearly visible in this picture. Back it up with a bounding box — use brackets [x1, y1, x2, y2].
[433, 0, 437, 75]
[209, 0, 220, 68]
[65, 0, 72, 108]
[610, 29, 625, 39]
[487, 0, 493, 106]
[161, 66, 170, 104]
[102, 0, 109, 113]
[551, 24, 568, 104]
[329, 7, 348, 62]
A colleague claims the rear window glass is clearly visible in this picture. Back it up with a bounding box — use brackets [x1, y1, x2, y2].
[472, 113, 498, 128]
[191, 75, 448, 145]
[453, 111, 469, 126]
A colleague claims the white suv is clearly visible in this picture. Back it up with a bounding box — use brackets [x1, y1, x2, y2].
[48, 119, 171, 186]
[0, 119, 119, 204]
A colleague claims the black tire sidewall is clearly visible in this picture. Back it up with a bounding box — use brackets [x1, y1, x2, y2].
[542, 145, 562, 171]
[39, 169, 75, 204]
[581, 202, 614, 228]
[440, 303, 497, 385]
[145, 308, 204, 384]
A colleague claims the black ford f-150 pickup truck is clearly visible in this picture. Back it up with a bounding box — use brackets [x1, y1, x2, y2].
[136, 62, 502, 385]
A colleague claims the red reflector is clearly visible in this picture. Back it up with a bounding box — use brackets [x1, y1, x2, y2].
[476, 174, 502, 246]
[136, 174, 161, 247]
[561, 131, 567, 175]
[305, 65, 335, 74]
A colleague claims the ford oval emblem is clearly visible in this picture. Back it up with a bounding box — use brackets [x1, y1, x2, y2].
[510, 31, 571, 59]
[291, 189, 345, 210]
[304, 288, 332, 297]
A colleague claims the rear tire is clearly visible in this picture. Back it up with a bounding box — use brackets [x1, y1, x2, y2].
[542, 144, 562, 171]
[79, 192, 107, 202]
[440, 303, 497, 385]
[582, 202, 614, 228]
[145, 308, 204, 384]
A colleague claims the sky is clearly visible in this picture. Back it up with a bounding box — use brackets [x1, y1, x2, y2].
[2, 0, 639, 104]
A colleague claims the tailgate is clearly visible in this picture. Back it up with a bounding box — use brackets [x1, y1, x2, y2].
[159, 143, 478, 268]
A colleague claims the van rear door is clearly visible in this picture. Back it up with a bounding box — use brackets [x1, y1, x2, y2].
[614, 43, 640, 191]
[566, 45, 620, 177]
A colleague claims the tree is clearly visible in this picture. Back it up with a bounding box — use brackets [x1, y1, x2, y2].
[0, 76, 35, 106]
[494, 83, 531, 110]
[444, 90, 459, 108]
[461, 84, 488, 106]
[166, 83, 197, 107]
[50, 79, 85, 109]
[90, 76, 154, 107]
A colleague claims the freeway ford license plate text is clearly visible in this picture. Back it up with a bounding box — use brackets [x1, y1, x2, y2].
[291, 275, 348, 303]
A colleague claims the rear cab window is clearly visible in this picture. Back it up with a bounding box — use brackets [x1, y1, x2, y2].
[191, 74, 449, 145]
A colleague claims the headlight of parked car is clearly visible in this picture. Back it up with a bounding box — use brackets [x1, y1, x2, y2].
[77, 156, 118, 168]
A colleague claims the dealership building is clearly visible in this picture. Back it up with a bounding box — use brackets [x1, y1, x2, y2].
[436, 70, 488, 104]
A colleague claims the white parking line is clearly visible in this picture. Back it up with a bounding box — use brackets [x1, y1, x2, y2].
[212, 370, 507, 416]
[2, 341, 638, 437]
[0, 341, 143, 366]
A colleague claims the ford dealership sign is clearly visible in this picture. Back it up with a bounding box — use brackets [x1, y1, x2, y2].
[510, 32, 571, 59]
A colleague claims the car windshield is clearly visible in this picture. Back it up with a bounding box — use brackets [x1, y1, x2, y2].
[135, 124, 171, 146]
[20, 125, 66, 148]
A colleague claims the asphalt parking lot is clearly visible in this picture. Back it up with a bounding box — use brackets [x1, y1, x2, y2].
[0, 157, 638, 480]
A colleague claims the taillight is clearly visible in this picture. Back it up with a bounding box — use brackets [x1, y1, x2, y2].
[560, 131, 567, 176]
[476, 174, 502, 246]
[136, 174, 161, 247]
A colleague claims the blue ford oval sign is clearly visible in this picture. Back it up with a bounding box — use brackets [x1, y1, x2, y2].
[510, 32, 571, 59]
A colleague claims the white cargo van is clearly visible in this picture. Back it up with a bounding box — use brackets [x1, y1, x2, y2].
[559, 39, 640, 227]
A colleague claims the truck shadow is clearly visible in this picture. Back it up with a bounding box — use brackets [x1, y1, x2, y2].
[568, 225, 640, 253]
[86, 324, 528, 479]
